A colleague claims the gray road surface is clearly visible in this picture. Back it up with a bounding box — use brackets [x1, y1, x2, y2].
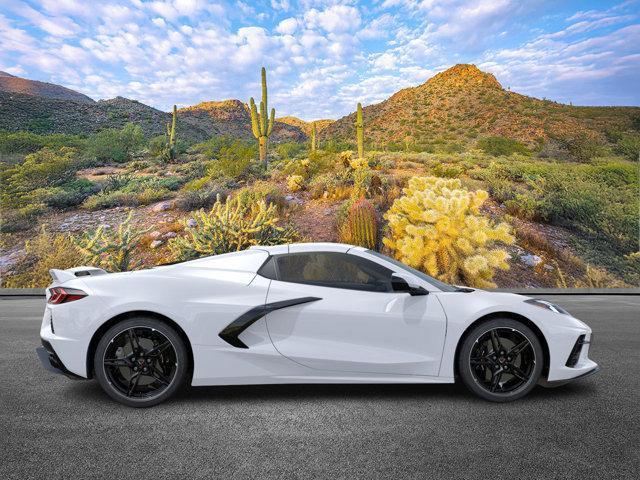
[1, 295, 638, 479]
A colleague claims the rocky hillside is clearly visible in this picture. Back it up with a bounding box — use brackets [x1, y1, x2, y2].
[0, 91, 209, 142]
[321, 64, 640, 147]
[0, 71, 94, 104]
[277, 116, 334, 135]
[0, 73, 305, 143]
[179, 100, 306, 142]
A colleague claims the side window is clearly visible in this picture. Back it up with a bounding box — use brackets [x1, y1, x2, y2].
[274, 252, 393, 292]
[257, 256, 277, 280]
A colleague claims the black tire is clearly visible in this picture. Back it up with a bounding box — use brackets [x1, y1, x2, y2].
[458, 318, 544, 402]
[93, 317, 188, 407]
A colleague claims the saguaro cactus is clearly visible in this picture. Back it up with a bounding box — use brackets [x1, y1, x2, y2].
[310, 122, 317, 152]
[250, 67, 275, 167]
[165, 104, 177, 161]
[355, 102, 364, 160]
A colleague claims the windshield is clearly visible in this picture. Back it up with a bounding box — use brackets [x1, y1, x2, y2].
[365, 250, 458, 292]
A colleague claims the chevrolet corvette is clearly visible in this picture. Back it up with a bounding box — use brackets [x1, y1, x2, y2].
[37, 242, 599, 407]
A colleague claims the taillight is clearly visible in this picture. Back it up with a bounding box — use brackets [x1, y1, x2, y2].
[48, 287, 87, 304]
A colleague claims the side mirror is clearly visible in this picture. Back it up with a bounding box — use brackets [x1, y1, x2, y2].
[391, 273, 428, 296]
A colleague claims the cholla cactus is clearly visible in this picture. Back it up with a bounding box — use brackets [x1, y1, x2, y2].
[287, 174, 304, 192]
[169, 195, 298, 260]
[383, 176, 514, 288]
[73, 211, 149, 272]
[340, 198, 377, 249]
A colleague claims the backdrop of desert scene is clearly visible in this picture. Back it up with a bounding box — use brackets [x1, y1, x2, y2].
[0, 63, 638, 288]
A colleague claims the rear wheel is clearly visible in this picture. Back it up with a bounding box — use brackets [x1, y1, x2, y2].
[458, 318, 543, 402]
[94, 317, 188, 407]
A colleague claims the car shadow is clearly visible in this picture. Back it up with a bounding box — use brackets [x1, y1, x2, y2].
[176, 382, 467, 403]
[62, 376, 597, 407]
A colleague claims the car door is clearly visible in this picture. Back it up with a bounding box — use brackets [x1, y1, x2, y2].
[261, 249, 447, 376]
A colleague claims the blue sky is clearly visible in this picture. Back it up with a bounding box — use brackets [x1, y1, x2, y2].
[0, 0, 638, 120]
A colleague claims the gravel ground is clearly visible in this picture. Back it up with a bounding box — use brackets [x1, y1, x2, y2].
[1, 295, 638, 479]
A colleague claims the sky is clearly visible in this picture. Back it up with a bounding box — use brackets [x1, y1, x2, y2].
[0, 0, 638, 120]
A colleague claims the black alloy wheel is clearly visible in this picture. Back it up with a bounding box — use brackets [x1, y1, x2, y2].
[94, 317, 188, 407]
[458, 318, 544, 402]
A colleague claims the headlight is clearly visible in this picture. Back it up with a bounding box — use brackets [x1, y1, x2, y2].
[524, 298, 569, 315]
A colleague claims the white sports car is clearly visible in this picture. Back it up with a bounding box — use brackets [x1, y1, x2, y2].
[37, 242, 599, 407]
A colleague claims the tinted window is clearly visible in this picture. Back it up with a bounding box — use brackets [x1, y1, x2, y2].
[365, 250, 457, 292]
[257, 256, 277, 279]
[274, 252, 393, 292]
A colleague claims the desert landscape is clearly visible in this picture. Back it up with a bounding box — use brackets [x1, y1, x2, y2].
[1, 64, 638, 288]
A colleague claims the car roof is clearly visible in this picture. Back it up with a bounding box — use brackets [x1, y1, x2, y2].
[249, 242, 365, 254]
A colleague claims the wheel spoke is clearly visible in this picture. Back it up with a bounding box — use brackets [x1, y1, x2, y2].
[104, 358, 130, 367]
[510, 365, 528, 381]
[127, 372, 142, 396]
[127, 328, 141, 351]
[104, 326, 177, 400]
[490, 371, 503, 392]
[150, 366, 170, 386]
[508, 340, 530, 357]
[147, 341, 171, 357]
[490, 330, 503, 353]
[470, 357, 492, 366]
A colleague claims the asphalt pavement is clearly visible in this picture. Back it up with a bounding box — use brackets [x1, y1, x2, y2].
[1, 295, 638, 479]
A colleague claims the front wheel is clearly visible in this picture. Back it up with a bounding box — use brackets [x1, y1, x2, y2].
[94, 317, 188, 407]
[458, 318, 544, 402]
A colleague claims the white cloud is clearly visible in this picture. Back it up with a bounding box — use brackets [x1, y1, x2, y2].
[276, 17, 298, 35]
[305, 5, 361, 33]
[152, 17, 167, 28]
[9, 2, 80, 37]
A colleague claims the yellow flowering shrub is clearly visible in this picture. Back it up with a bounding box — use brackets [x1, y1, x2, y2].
[383, 176, 514, 288]
[287, 174, 304, 192]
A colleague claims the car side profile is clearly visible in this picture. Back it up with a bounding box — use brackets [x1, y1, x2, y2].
[37, 242, 599, 407]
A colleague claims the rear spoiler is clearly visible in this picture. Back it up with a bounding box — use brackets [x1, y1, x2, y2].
[49, 267, 108, 284]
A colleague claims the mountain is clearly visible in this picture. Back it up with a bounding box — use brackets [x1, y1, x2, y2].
[277, 116, 334, 135]
[0, 91, 210, 141]
[0, 75, 305, 142]
[179, 100, 306, 142]
[321, 64, 640, 148]
[0, 71, 95, 104]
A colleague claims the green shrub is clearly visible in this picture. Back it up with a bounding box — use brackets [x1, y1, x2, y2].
[205, 140, 256, 178]
[0, 203, 45, 232]
[192, 136, 236, 158]
[432, 163, 463, 178]
[88, 123, 144, 163]
[478, 136, 529, 156]
[0, 131, 87, 154]
[2, 228, 81, 287]
[82, 187, 173, 210]
[175, 189, 228, 212]
[234, 181, 285, 210]
[0, 147, 81, 209]
[34, 179, 99, 209]
[615, 133, 640, 160]
[556, 132, 603, 162]
[148, 135, 167, 157]
[504, 193, 540, 220]
[275, 142, 306, 160]
[82, 191, 138, 210]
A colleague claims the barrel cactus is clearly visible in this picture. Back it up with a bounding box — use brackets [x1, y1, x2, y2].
[340, 198, 378, 249]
